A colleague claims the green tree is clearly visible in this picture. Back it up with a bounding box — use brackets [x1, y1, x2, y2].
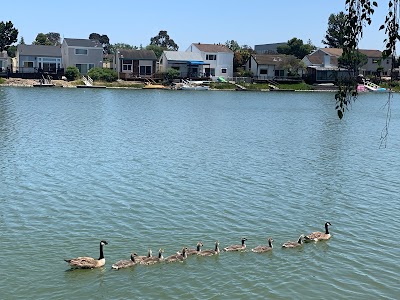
[282, 56, 306, 76]
[338, 50, 368, 73]
[225, 40, 255, 72]
[322, 12, 347, 48]
[145, 44, 164, 59]
[7, 45, 16, 57]
[87, 67, 117, 82]
[46, 32, 61, 46]
[33, 33, 52, 45]
[64, 66, 80, 81]
[19, 36, 25, 45]
[149, 30, 178, 50]
[89, 33, 110, 53]
[225, 40, 241, 52]
[0, 21, 18, 52]
[164, 68, 180, 83]
[109, 43, 138, 54]
[277, 38, 316, 59]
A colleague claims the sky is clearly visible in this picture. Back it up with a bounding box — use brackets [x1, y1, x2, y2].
[0, 0, 393, 51]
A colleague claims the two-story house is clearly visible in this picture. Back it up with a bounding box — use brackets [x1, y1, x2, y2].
[303, 48, 392, 82]
[61, 38, 103, 75]
[186, 43, 233, 79]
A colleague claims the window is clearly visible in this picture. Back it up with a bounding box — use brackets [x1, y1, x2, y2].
[274, 70, 284, 77]
[123, 64, 132, 71]
[221, 68, 227, 74]
[260, 69, 268, 75]
[206, 54, 217, 60]
[205, 68, 215, 76]
[172, 66, 180, 71]
[76, 63, 95, 74]
[139, 66, 152, 75]
[372, 59, 379, 64]
[75, 48, 88, 55]
[23, 61, 34, 68]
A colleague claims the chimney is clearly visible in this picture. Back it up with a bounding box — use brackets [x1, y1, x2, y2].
[323, 54, 330, 67]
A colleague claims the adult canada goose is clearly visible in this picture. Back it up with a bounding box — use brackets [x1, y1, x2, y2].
[135, 248, 152, 262]
[111, 253, 138, 270]
[251, 237, 274, 253]
[140, 249, 164, 265]
[64, 240, 108, 269]
[223, 238, 247, 252]
[166, 247, 188, 263]
[197, 241, 220, 256]
[177, 242, 203, 256]
[304, 222, 332, 242]
[282, 235, 304, 248]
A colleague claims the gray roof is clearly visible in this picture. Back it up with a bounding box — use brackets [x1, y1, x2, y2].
[118, 49, 157, 60]
[17, 44, 61, 57]
[190, 43, 233, 53]
[163, 51, 204, 62]
[63, 38, 102, 48]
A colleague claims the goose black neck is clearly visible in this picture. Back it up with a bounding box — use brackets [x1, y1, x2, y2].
[197, 244, 201, 251]
[99, 242, 105, 260]
[242, 239, 245, 246]
[268, 240, 273, 247]
[215, 243, 218, 251]
[325, 223, 330, 234]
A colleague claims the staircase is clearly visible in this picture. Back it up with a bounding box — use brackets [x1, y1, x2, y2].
[82, 75, 93, 86]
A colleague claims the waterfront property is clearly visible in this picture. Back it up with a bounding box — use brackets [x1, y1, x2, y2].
[159, 51, 209, 79]
[186, 43, 234, 79]
[61, 38, 103, 75]
[0, 50, 11, 75]
[114, 49, 157, 80]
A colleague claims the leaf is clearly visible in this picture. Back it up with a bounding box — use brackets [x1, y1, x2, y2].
[338, 110, 343, 119]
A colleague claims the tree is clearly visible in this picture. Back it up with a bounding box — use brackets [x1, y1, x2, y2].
[7, 45, 16, 57]
[109, 43, 138, 54]
[149, 30, 178, 51]
[225, 40, 255, 72]
[89, 33, 110, 53]
[322, 12, 347, 48]
[277, 38, 316, 59]
[19, 36, 25, 45]
[33, 33, 52, 45]
[282, 56, 306, 76]
[225, 40, 241, 52]
[0, 21, 18, 52]
[145, 44, 164, 59]
[64, 66, 80, 81]
[338, 50, 368, 72]
[46, 32, 61, 46]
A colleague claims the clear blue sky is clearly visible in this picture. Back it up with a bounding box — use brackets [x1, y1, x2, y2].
[0, 0, 392, 50]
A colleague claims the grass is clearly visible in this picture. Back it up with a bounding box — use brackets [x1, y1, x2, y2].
[0, 77, 5, 84]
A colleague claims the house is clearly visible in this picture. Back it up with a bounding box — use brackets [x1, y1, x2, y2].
[114, 49, 157, 80]
[254, 43, 287, 54]
[303, 48, 392, 82]
[246, 54, 298, 80]
[61, 38, 103, 75]
[186, 43, 233, 79]
[0, 51, 11, 75]
[159, 51, 208, 78]
[16, 44, 62, 75]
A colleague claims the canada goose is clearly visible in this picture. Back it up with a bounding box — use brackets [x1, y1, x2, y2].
[197, 241, 220, 256]
[64, 240, 108, 269]
[135, 248, 152, 262]
[304, 222, 332, 242]
[282, 235, 304, 248]
[177, 242, 203, 256]
[111, 253, 138, 270]
[223, 238, 247, 252]
[140, 249, 164, 265]
[166, 247, 188, 263]
[251, 237, 274, 253]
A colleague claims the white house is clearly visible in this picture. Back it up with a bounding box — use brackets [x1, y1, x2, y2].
[159, 51, 206, 78]
[0, 51, 11, 74]
[186, 43, 233, 79]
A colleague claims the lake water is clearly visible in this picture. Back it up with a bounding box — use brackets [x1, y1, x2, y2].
[0, 87, 399, 299]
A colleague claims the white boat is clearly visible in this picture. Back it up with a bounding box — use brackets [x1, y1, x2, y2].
[178, 79, 210, 91]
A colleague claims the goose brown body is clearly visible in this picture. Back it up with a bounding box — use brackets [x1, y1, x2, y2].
[251, 238, 274, 253]
[177, 242, 203, 256]
[65, 240, 108, 269]
[304, 222, 332, 242]
[282, 235, 304, 248]
[166, 247, 188, 262]
[223, 238, 247, 252]
[197, 241, 220, 256]
[112, 253, 138, 270]
[140, 249, 164, 265]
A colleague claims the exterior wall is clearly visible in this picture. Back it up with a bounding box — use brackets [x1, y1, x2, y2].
[17, 54, 62, 73]
[361, 56, 392, 76]
[187, 45, 233, 79]
[61, 40, 103, 75]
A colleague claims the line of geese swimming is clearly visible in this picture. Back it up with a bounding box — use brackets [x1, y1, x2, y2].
[64, 222, 332, 270]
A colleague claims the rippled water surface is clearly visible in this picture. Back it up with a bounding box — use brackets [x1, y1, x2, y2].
[0, 87, 399, 299]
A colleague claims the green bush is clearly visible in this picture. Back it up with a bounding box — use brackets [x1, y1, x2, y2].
[64, 66, 80, 81]
[164, 68, 180, 82]
[0, 77, 5, 84]
[87, 67, 117, 82]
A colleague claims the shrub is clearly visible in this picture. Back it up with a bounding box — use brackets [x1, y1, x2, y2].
[87, 67, 117, 82]
[64, 66, 80, 81]
[164, 68, 180, 82]
[0, 77, 5, 84]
